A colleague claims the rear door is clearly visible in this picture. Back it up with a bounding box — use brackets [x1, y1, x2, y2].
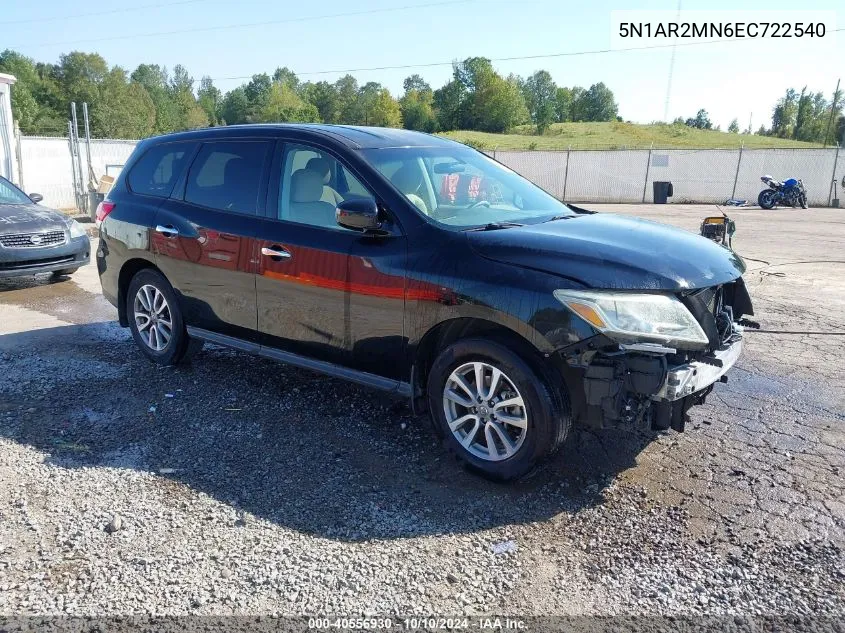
[255, 141, 407, 378]
[153, 139, 272, 341]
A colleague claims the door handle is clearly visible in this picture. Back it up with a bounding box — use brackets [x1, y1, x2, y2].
[155, 224, 179, 238]
[261, 246, 292, 260]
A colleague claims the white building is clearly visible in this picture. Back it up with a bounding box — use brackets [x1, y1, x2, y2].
[0, 73, 19, 184]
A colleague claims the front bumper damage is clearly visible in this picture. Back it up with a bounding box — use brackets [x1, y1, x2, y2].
[655, 338, 742, 402]
[560, 279, 751, 432]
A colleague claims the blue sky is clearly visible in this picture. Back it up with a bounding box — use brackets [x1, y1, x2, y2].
[3, 0, 843, 131]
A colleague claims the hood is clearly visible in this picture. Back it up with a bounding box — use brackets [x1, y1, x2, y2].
[467, 213, 746, 291]
[0, 204, 70, 234]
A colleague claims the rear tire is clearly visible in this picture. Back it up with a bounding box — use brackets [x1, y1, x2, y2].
[426, 337, 570, 481]
[126, 269, 193, 366]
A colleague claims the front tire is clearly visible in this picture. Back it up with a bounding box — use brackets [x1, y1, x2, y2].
[758, 189, 777, 209]
[126, 269, 194, 365]
[426, 338, 570, 481]
[800, 193, 808, 209]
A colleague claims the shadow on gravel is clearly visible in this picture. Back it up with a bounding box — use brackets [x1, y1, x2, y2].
[1, 323, 657, 542]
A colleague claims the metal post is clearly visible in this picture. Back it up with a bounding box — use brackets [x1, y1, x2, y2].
[68, 120, 81, 212]
[71, 103, 86, 214]
[829, 144, 840, 207]
[731, 143, 744, 200]
[83, 102, 94, 190]
[642, 143, 653, 203]
[14, 121, 24, 191]
[562, 145, 571, 201]
[822, 78, 840, 148]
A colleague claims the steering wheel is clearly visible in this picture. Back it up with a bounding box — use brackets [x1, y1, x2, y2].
[468, 200, 491, 208]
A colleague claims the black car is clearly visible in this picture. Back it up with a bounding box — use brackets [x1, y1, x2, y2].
[96, 125, 753, 481]
[0, 175, 91, 278]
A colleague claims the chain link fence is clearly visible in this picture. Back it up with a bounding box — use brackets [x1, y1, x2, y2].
[16, 135, 845, 210]
[18, 136, 137, 209]
[493, 146, 843, 207]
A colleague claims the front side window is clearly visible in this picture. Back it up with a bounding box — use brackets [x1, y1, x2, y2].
[184, 141, 271, 215]
[127, 142, 195, 198]
[0, 176, 32, 205]
[277, 143, 374, 230]
[362, 146, 573, 228]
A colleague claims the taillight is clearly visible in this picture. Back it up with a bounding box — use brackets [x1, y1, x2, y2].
[96, 200, 115, 223]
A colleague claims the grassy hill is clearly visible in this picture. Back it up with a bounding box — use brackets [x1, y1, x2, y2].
[440, 121, 822, 150]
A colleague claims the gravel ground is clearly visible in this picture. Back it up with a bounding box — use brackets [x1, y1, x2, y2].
[0, 205, 843, 622]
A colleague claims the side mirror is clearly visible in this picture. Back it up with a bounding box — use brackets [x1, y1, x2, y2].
[336, 198, 381, 232]
[29, 193, 43, 204]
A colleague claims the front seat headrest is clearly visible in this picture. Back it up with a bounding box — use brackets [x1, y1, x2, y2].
[290, 169, 324, 203]
[306, 157, 332, 184]
[392, 162, 423, 195]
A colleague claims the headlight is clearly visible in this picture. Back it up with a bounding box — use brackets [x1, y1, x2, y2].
[68, 219, 87, 239]
[553, 289, 708, 349]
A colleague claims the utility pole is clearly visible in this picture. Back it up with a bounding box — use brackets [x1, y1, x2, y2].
[663, 0, 682, 121]
[823, 78, 840, 148]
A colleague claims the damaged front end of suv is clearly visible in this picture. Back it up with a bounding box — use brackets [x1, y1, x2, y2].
[554, 278, 754, 432]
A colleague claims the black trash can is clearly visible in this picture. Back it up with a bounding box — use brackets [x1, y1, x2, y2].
[653, 181, 673, 204]
[88, 191, 105, 220]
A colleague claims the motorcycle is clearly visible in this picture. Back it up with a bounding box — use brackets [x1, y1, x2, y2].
[758, 175, 808, 209]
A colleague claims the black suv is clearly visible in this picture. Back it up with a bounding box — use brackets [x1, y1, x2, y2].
[97, 125, 752, 480]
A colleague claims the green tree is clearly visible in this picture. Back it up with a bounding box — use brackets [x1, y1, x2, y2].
[576, 82, 618, 122]
[728, 118, 740, 133]
[165, 65, 207, 130]
[244, 73, 272, 121]
[400, 80, 436, 132]
[554, 87, 574, 123]
[197, 76, 221, 126]
[272, 67, 299, 91]
[93, 68, 156, 138]
[0, 50, 44, 133]
[301, 80, 338, 123]
[522, 70, 557, 134]
[56, 51, 108, 107]
[368, 88, 402, 128]
[131, 64, 180, 133]
[334, 74, 360, 124]
[169, 64, 193, 94]
[258, 81, 319, 123]
[219, 86, 249, 125]
[403, 74, 430, 94]
[432, 79, 464, 131]
[685, 109, 712, 130]
[356, 82, 383, 125]
[567, 86, 588, 121]
[466, 70, 528, 132]
[771, 88, 798, 137]
[793, 87, 811, 140]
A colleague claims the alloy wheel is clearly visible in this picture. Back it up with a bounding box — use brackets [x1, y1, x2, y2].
[442, 361, 528, 461]
[133, 284, 173, 352]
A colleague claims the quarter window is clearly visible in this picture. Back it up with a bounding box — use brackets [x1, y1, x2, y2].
[127, 142, 195, 198]
[184, 141, 271, 215]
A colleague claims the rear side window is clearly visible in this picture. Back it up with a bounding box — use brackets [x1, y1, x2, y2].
[127, 142, 195, 198]
[184, 141, 271, 215]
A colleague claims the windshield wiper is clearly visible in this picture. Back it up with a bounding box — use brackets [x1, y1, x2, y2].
[465, 221, 525, 231]
[541, 214, 576, 223]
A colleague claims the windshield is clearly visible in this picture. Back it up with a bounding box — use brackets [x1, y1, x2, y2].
[0, 177, 33, 205]
[361, 146, 573, 228]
